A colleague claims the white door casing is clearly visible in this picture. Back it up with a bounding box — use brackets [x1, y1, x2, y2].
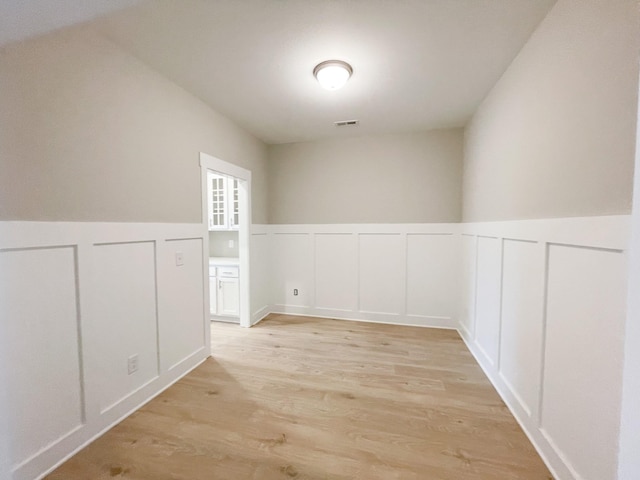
[200, 152, 251, 329]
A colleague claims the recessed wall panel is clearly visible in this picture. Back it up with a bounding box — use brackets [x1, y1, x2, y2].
[359, 234, 403, 314]
[272, 234, 312, 307]
[1, 247, 82, 467]
[315, 234, 357, 311]
[459, 235, 477, 334]
[474, 236, 502, 365]
[159, 239, 205, 370]
[92, 242, 158, 413]
[542, 245, 626, 480]
[406, 234, 457, 318]
[499, 240, 544, 415]
[250, 234, 270, 317]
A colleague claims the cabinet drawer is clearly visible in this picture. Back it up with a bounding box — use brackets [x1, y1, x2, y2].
[216, 266, 239, 278]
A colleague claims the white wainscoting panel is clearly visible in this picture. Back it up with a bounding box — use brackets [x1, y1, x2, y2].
[159, 238, 206, 372]
[359, 234, 404, 315]
[1, 216, 632, 480]
[499, 239, 544, 418]
[2, 247, 83, 470]
[272, 233, 313, 309]
[459, 215, 631, 480]
[406, 234, 458, 323]
[474, 236, 502, 366]
[93, 242, 159, 414]
[263, 224, 460, 327]
[0, 221, 209, 480]
[541, 244, 627, 480]
[315, 234, 358, 312]
[459, 235, 477, 336]
[250, 228, 271, 325]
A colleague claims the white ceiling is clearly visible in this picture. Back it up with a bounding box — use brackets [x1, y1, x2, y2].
[5, 0, 557, 145]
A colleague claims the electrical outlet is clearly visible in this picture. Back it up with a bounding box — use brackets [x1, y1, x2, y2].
[127, 354, 139, 375]
[175, 252, 184, 266]
[293, 288, 298, 296]
[228, 239, 235, 248]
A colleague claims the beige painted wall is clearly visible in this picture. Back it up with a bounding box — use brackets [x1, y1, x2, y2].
[268, 130, 463, 224]
[463, 0, 639, 222]
[0, 27, 268, 223]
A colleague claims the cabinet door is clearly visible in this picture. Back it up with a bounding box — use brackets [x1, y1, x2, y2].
[208, 173, 228, 230]
[217, 277, 239, 316]
[209, 276, 217, 315]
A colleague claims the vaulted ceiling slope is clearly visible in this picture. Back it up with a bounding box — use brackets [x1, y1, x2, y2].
[0, 0, 141, 46]
[4, 1, 557, 145]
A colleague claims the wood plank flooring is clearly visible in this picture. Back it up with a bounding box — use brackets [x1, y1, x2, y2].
[47, 314, 552, 479]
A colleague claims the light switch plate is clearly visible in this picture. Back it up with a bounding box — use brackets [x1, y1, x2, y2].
[175, 252, 184, 266]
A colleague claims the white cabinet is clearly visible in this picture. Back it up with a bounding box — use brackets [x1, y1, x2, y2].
[207, 172, 239, 231]
[209, 262, 239, 319]
[218, 277, 240, 316]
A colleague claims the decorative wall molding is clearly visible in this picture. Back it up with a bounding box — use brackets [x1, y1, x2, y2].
[249, 223, 462, 329]
[459, 215, 630, 480]
[0, 221, 209, 480]
[0, 216, 631, 480]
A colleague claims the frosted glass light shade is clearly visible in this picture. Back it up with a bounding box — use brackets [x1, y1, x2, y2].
[313, 60, 353, 91]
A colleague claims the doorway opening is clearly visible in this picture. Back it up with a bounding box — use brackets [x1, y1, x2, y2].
[200, 153, 251, 331]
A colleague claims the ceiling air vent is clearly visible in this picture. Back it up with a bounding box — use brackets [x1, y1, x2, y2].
[334, 120, 359, 127]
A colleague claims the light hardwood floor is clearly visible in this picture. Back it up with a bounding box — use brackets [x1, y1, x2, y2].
[47, 314, 552, 479]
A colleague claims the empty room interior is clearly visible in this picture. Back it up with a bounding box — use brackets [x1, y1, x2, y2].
[2, 1, 640, 479]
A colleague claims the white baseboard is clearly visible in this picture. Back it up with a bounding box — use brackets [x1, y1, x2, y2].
[250, 304, 271, 326]
[266, 306, 457, 330]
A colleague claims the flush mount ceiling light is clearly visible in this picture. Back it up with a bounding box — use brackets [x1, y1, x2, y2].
[313, 60, 353, 91]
